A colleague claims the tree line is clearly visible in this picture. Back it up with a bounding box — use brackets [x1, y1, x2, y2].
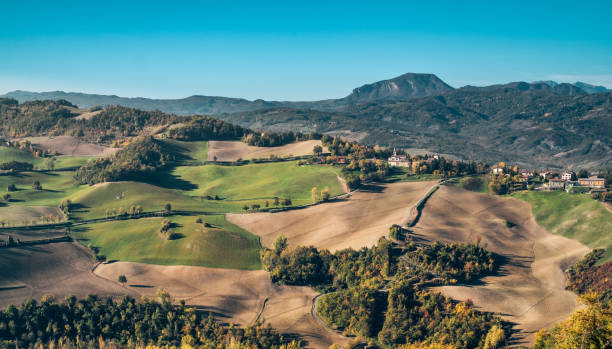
[0, 291, 299, 348]
[74, 136, 173, 185]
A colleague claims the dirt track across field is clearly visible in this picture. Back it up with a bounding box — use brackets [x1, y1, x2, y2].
[414, 186, 590, 346]
[207, 140, 325, 162]
[94, 262, 350, 349]
[20, 136, 118, 156]
[0, 242, 135, 308]
[227, 181, 438, 252]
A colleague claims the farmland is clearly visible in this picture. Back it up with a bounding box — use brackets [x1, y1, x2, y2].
[512, 191, 612, 263]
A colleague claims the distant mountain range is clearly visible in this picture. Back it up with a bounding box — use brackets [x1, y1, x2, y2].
[2, 73, 611, 169]
[2, 74, 608, 115]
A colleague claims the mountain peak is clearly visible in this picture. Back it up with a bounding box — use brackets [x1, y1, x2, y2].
[345, 73, 454, 103]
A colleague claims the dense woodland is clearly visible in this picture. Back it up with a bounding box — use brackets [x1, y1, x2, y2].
[0, 291, 299, 348]
[242, 131, 320, 147]
[0, 100, 182, 144]
[166, 115, 246, 141]
[74, 137, 173, 184]
[565, 249, 612, 302]
[261, 235, 503, 348]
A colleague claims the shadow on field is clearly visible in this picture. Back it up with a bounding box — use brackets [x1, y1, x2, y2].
[129, 284, 154, 288]
[69, 203, 90, 213]
[358, 184, 385, 193]
[145, 169, 198, 191]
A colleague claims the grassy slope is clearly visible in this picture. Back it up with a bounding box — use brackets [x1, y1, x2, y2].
[0, 146, 44, 167]
[0, 171, 85, 206]
[512, 191, 612, 263]
[159, 139, 208, 163]
[67, 181, 209, 220]
[384, 167, 443, 183]
[447, 176, 490, 193]
[173, 161, 344, 206]
[73, 214, 261, 269]
[53, 156, 96, 169]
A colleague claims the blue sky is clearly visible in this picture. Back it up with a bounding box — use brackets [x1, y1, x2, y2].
[1, 0, 611, 100]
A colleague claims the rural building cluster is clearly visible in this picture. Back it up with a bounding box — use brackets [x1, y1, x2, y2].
[490, 163, 607, 194]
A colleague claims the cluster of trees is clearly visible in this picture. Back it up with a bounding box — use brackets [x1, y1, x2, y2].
[565, 249, 611, 301]
[311, 186, 331, 203]
[389, 224, 408, 241]
[488, 174, 516, 195]
[317, 287, 384, 338]
[75, 137, 172, 184]
[412, 156, 487, 178]
[532, 293, 611, 349]
[343, 159, 390, 189]
[242, 131, 320, 147]
[242, 198, 293, 211]
[104, 205, 143, 219]
[262, 235, 503, 347]
[262, 237, 495, 292]
[378, 282, 506, 348]
[167, 115, 246, 141]
[399, 241, 496, 284]
[321, 134, 392, 159]
[0, 292, 299, 348]
[158, 219, 180, 240]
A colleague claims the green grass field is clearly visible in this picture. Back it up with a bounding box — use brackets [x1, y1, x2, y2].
[0, 146, 44, 167]
[53, 155, 96, 169]
[173, 161, 344, 206]
[159, 139, 208, 163]
[447, 176, 489, 193]
[72, 214, 261, 269]
[0, 171, 85, 206]
[67, 181, 210, 220]
[512, 191, 612, 263]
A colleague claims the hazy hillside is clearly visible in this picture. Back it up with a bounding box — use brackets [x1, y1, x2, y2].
[3, 73, 611, 169]
[2, 73, 454, 114]
[219, 87, 612, 169]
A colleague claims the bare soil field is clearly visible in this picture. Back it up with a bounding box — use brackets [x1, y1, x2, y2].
[413, 186, 590, 346]
[0, 205, 64, 225]
[207, 140, 325, 161]
[0, 242, 135, 309]
[95, 262, 349, 348]
[20, 136, 118, 156]
[227, 181, 437, 252]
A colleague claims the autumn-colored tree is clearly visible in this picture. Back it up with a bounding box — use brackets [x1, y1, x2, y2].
[532, 293, 611, 349]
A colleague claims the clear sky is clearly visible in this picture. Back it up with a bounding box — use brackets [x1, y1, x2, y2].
[1, 0, 611, 100]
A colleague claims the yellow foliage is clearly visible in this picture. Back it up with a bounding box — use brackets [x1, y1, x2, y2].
[397, 342, 458, 349]
[532, 293, 611, 349]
